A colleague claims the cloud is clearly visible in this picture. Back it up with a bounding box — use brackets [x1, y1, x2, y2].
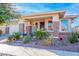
[14, 3, 79, 15]
[15, 4, 52, 15]
[64, 4, 79, 15]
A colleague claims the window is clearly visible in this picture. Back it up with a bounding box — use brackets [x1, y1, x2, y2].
[48, 21, 53, 31]
[61, 20, 68, 31]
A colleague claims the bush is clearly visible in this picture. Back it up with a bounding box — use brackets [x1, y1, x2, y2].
[8, 32, 20, 41]
[76, 31, 79, 38]
[8, 35, 14, 41]
[33, 29, 49, 40]
[42, 36, 52, 46]
[69, 32, 78, 44]
[0, 30, 2, 35]
[22, 36, 31, 44]
[12, 32, 20, 39]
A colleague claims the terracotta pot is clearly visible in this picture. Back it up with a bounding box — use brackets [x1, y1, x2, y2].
[12, 38, 16, 42]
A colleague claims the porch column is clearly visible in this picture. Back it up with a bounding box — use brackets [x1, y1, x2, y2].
[68, 19, 72, 32]
[19, 23, 25, 35]
[26, 21, 32, 35]
[52, 14, 60, 38]
[19, 19, 26, 35]
[45, 19, 48, 31]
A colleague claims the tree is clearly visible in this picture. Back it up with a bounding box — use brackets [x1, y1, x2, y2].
[0, 3, 20, 24]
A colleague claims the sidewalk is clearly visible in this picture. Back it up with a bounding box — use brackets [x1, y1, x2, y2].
[48, 49, 79, 56]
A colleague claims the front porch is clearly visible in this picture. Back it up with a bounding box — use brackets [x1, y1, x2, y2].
[19, 18, 74, 38]
[19, 11, 77, 38]
[25, 17, 54, 34]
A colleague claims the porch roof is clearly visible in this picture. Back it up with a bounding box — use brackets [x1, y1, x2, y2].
[21, 10, 65, 20]
[63, 15, 78, 20]
[61, 15, 78, 23]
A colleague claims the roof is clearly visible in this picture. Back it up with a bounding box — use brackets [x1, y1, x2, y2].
[63, 15, 78, 20]
[20, 10, 78, 21]
[21, 10, 65, 20]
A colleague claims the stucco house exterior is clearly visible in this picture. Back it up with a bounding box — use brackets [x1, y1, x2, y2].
[0, 19, 19, 35]
[19, 10, 77, 38]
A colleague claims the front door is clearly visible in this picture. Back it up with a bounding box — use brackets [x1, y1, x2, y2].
[40, 22, 45, 30]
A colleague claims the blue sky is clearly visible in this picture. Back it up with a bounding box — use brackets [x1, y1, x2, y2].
[15, 3, 79, 28]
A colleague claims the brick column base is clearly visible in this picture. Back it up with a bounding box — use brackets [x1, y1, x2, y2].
[53, 21, 59, 38]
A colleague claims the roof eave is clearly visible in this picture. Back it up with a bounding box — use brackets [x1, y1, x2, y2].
[63, 15, 78, 20]
[20, 10, 65, 20]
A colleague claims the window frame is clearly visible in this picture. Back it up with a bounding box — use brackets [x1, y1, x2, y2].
[47, 20, 54, 32]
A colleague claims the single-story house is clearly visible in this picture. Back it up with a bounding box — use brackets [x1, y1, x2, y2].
[19, 10, 78, 38]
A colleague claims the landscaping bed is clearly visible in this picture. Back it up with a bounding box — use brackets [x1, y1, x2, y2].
[5, 39, 79, 53]
[1, 30, 79, 53]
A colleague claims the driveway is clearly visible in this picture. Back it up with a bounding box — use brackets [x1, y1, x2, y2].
[0, 44, 79, 56]
[0, 44, 57, 56]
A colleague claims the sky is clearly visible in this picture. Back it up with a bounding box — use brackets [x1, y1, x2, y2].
[14, 3, 79, 28]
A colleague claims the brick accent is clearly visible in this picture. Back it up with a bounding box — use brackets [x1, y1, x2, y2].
[19, 23, 25, 35]
[53, 21, 59, 37]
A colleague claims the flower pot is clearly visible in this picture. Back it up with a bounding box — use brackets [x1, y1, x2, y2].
[12, 38, 16, 42]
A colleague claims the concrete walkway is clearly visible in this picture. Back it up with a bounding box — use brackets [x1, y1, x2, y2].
[0, 44, 57, 56]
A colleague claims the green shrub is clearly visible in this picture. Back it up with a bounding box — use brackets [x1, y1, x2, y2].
[76, 31, 79, 38]
[22, 36, 31, 44]
[12, 32, 20, 39]
[0, 30, 2, 35]
[8, 32, 20, 41]
[33, 29, 49, 40]
[8, 35, 14, 41]
[69, 32, 78, 44]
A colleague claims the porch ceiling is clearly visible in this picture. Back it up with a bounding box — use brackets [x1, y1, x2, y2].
[23, 16, 52, 21]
